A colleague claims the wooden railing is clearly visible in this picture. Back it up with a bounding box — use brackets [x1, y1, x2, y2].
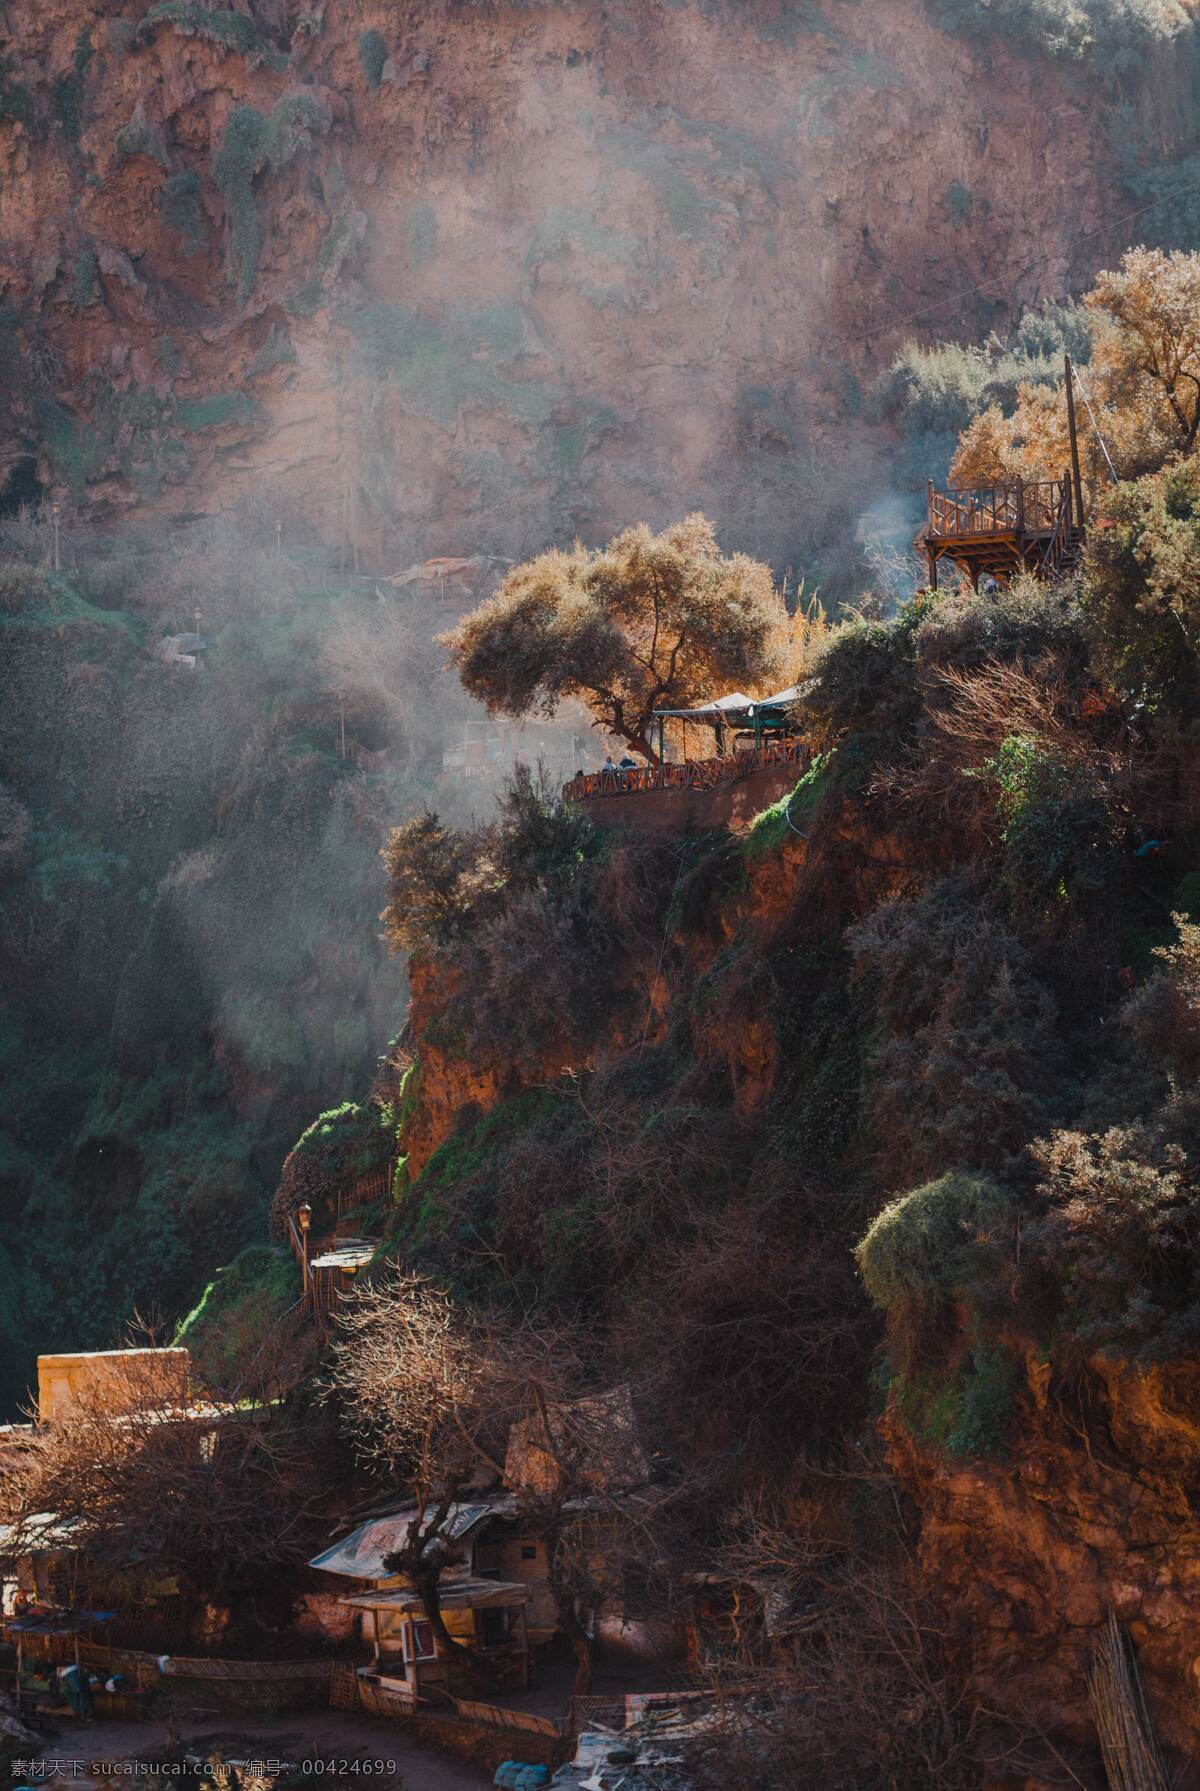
[564, 737, 806, 803]
[927, 478, 1068, 537]
[1038, 483, 1077, 577]
[337, 1160, 395, 1224]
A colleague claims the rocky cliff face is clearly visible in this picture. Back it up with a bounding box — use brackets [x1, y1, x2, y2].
[886, 1351, 1200, 1760]
[0, 0, 1167, 573]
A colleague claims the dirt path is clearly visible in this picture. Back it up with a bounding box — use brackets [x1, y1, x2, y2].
[30, 1711, 492, 1789]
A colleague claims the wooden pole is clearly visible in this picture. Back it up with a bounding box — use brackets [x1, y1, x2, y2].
[1065, 354, 1085, 533]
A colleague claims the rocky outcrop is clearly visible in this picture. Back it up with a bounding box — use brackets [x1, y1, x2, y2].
[0, 0, 1169, 569]
[886, 1351, 1200, 1760]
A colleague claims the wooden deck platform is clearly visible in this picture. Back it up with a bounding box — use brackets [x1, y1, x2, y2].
[923, 475, 1081, 588]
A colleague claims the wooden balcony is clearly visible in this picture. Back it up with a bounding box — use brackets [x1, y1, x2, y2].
[923, 474, 1080, 588]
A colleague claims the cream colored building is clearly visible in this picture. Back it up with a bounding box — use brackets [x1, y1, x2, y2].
[36, 1348, 190, 1423]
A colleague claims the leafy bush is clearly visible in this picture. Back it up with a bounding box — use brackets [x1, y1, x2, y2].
[211, 106, 265, 302]
[973, 732, 1115, 924]
[0, 562, 55, 614]
[1124, 913, 1200, 1080]
[158, 171, 207, 249]
[1023, 1121, 1200, 1355]
[1124, 150, 1200, 253]
[875, 303, 1091, 442]
[260, 89, 332, 173]
[856, 1172, 1016, 1370]
[381, 812, 482, 953]
[1083, 453, 1200, 728]
[136, 3, 269, 60]
[175, 1243, 299, 1384]
[358, 27, 388, 89]
[0, 54, 32, 125]
[270, 1101, 393, 1239]
[743, 752, 837, 856]
[913, 577, 1085, 676]
[927, 0, 1190, 71]
[857, 1171, 1015, 1309]
[894, 1338, 1021, 1456]
[849, 877, 1063, 1180]
[799, 612, 924, 747]
[71, 250, 100, 310]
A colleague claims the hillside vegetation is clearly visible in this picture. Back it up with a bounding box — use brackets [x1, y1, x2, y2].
[260, 245, 1200, 1781]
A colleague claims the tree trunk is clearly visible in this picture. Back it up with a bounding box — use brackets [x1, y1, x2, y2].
[555, 1588, 593, 1697]
[416, 1568, 470, 1663]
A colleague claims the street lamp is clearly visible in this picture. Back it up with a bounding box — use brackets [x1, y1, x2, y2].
[297, 1202, 312, 1298]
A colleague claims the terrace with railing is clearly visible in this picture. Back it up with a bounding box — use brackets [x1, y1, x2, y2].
[562, 736, 807, 804]
[924, 473, 1081, 587]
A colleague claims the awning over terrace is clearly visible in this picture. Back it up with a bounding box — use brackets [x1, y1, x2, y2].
[651, 686, 801, 729]
[341, 1579, 530, 1614]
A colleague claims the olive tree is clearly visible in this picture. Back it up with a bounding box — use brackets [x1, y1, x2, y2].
[443, 515, 785, 763]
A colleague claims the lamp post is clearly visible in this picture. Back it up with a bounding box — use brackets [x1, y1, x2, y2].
[297, 1202, 312, 1299]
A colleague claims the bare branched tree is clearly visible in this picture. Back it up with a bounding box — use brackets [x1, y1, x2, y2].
[0, 1327, 332, 1610]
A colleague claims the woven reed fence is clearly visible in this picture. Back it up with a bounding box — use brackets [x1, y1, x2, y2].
[1088, 1610, 1169, 1791]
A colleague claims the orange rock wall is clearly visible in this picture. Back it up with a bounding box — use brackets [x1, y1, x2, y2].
[1, 0, 1177, 568]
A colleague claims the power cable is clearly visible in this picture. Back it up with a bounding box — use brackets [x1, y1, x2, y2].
[1072, 365, 1121, 482]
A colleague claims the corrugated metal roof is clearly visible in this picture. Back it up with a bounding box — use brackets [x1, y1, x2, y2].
[309, 1498, 516, 1579]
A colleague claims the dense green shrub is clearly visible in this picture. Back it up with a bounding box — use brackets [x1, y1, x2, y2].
[260, 89, 331, 173]
[381, 812, 481, 952]
[744, 753, 835, 856]
[0, 562, 55, 614]
[71, 249, 100, 310]
[158, 171, 207, 248]
[175, 1243, 299, 1387]
[136, 3, 268, 59]
[358, 27, 388, 89]
[799, 609, 925, 746]
[973, 732, 1115, 924]
[1023, 1118, 1200, 1355]
[0, 55, 32, 125]
[209, 94, 331, 302]
[270, 1101, 393, 1239]
[913, 577, 1086, 676]
[849, 877, 1063, 1179]
[211, 106, 266, 302]
[856, 1172, 1016, 1370]
[894, 1338, 1021, 1456]
[1124, 150, 1200, 253]
[873, 303, 1091, 485]
[928, 0, 1189, 71]
[1082, 454, 1200, 729]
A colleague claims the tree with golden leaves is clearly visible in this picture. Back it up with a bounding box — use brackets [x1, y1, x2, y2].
[950, 247, 1200, 496]
[443, 515, 785, 763]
